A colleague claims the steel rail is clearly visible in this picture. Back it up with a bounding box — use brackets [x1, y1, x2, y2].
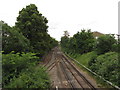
[62, 54, 96, 90]
[61, 57, 84, 89]
[46, 61, 56, 69]
[60, 61, 77, 89]
[47, 62, 56, 71]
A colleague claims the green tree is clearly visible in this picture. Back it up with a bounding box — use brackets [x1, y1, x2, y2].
[73, 29, 95, 54]
[2, 4, 58, 88]
[15, 4, 57, 54]
[67, 37, 77, 53]
[88, 52, 119, 86]
[2, 21, 30, 54]
[61, 29, 95, 54]
[61, 36, 69, 52]
[96, 34, 117, 54]
[61, 30, 69, 50]
[16, 4, 48, 39]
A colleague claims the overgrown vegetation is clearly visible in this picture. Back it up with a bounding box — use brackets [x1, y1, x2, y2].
[61, 30, 120, 87]
[89, 52, 119, 86]
[2, 4, 58, 88]
[96, 35, 117, 54]
[3, 52, 50, 88]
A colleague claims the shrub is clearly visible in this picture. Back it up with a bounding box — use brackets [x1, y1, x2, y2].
[88, 52, 119, 86]
[96, 35, 117, 54]
[2, 52, 39, 87]
[5, 66, 51, 88]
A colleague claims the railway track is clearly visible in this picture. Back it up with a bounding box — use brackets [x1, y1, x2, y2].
[43, 47, 97, 89]
[61, 55, 96, 90]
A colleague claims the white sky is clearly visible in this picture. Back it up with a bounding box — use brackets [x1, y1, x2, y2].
[0, 0, 119, 41]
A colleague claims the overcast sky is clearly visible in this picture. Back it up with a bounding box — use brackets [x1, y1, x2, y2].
[0, 0, 119, 41]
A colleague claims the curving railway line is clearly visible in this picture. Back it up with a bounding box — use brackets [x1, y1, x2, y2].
[43, 47, 98, 89]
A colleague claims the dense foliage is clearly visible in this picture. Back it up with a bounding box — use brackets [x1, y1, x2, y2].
[16, 4, 48, 39]
[61, 36, 69, 51]
[2, 52, 50, 88]
[6, 67, 50, 88]
[61, 29, 95, 54]
[88, 52, 119, 86]
[2, 4, 58, 54]
[74, 30, 95, 54]
[2, 52, 38, 87]
[96, 34, 117, 54]
[2, 21, 31, 54]
[2, 4, 58, 88]
[15, 4, 58, 55]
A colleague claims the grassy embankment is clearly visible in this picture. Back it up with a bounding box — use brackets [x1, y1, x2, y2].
[65, 51, 119, 88]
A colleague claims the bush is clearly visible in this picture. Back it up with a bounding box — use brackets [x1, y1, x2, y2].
[88, 52, 119, 86]
[5, 66, 50, 88]
[3, 52, 51, 88]
[2, 52, 39, 87]
[96, 35, 117, 54]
